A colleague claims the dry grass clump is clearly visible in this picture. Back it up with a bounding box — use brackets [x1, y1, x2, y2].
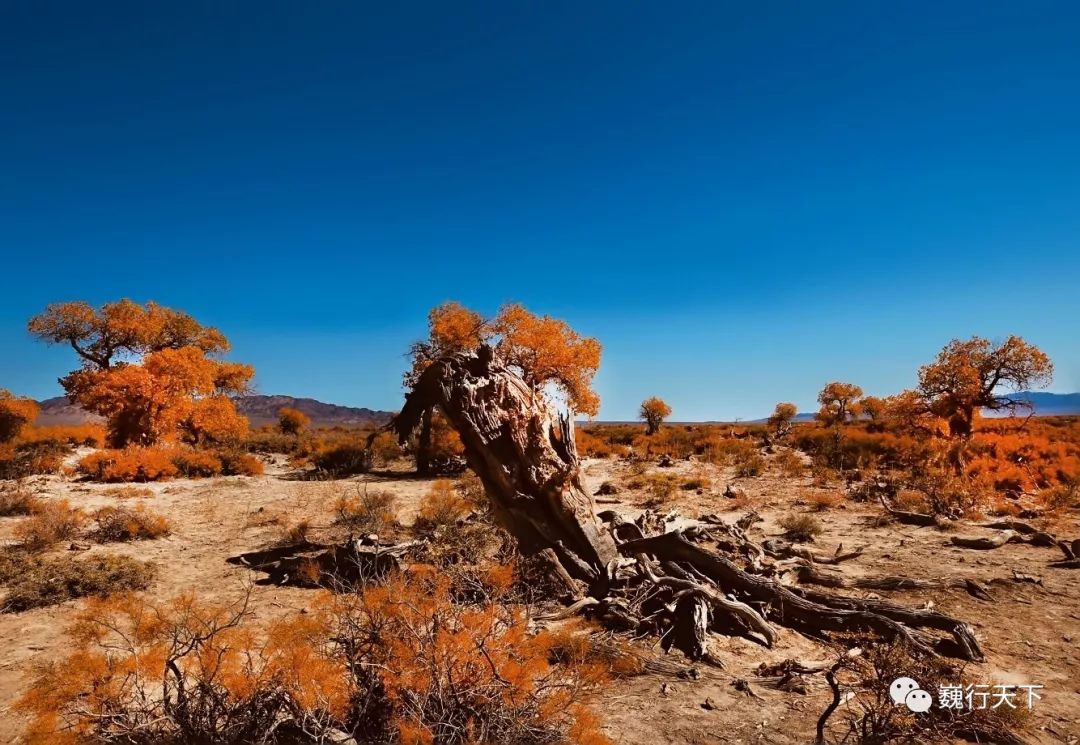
[681, 474, 712, 491]
[312, 442, 372, 477]
[806, 490, 842, 511]
[414, 479, 473, 534]
[779, 512, 823, 542]
[546, 621, 646, 679]
[0, 482, 42, 516]
[0, 440, 69, 479]
[102, 486, 154, 499]
[1, 553, 154, 612]
[333, 486, 398, 536]
[277, 519, 313, 545]
[14, 499, 85, 550]
[774, 449, 806, 477]
[625, 472, 680, 504]
[91, 505, 172, 542]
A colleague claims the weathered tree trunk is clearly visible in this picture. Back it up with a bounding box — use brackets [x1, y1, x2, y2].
[382, 346, 617, 585]
[415, 406, 434, 475]
[376, 346, 986, 661]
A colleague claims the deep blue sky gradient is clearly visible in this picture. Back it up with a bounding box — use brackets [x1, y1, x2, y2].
[2, 2, 1078, 419]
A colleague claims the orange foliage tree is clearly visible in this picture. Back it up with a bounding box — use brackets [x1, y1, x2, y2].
[278, 406, 310, 436]
[767, 401, 798, 436]
[29, 301, 252, 448]
[0, 389, 39, 442]
[638, 396, 672, 435]
[918, 335, 1053, 438]
[403, 301, 602, 472]
[405, 302, 489, 473]
[815, 381, 863, 427]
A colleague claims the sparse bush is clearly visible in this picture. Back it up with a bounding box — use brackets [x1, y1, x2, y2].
[16, 572, 611, 744]
[626, 473, 679, 503]
[807, 491, 841, 511]
[218, 449, 264, 476]
[1, 553, 154, 612]
[779, 512, 823, 542]
[14, 499, 85, 550]
[313, 442, 372, 476]
[546, 621, 646, 679]
[0, 483, 42, 516]
[278, 519, 312, 545]
[837, 640, 1028, 743]
[733, 448, 766, 477]
[333, 487, 397, 536]
[171, 448, 223, 477]
[415, 478, 472, 534]
[0, 440, 69, 479]
[774, 449, 806, 478]
[92, 505, 171, 542]
[681, 474, 712, 491]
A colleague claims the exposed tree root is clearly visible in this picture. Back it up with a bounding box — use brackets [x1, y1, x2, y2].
[358, 347, 989, 664]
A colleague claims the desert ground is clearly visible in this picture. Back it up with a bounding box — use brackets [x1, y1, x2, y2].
[2, 448, 1078, 744]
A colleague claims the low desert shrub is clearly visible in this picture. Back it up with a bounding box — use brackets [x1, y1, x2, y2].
[414, 478, 472, 534]
[14, 499, 85, 550]
[1, 553, 154, 612]
[16, 573, 611, 744]
[774, 449, 806, 477]
[77, 448, 180, 482]
[313, 442, 372, 476]
[807, 491, 841, 511]
[0, 483, 42, 516]
[91, 505, 172, 542]
[217, 450, 264, 476]
[171, 449, 223, 477]
[18, 423, 106, 448]
[778, 512, 823, 542]
[333, 487, 397, 536]
[837, 640, 1028, 743]
[102, 486, 154, 499]
[681, 474, 712, 491]
[733, 448, 767, 477]
[625, 472, 680, 503]
[0, 440, 69, 479]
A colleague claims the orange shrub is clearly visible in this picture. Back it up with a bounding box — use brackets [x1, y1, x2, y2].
[414, 479, 472, 533]
[333, 487, 397, 536]
[77, 448, 180, 482]
[218, 450, 264, 476]
[171, 449, 223, 477]
[14, 499, 85, 550]
[17, 423, 106, 448]
[17, 575, 611, 744]
[91, 505, 171, 542]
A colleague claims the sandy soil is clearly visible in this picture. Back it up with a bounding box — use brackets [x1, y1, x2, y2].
[2, 455, 1079, 744]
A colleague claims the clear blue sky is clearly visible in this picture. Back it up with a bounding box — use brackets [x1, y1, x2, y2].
[2, 2, 1078, 420]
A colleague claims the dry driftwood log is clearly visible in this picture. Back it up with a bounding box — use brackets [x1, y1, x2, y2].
[367, 346, 988, 662]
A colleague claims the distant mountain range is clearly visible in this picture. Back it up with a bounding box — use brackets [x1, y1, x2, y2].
[32, 391, 1080, 428]
[36, 395, 395, 428]
[747, 391, 1080, 423]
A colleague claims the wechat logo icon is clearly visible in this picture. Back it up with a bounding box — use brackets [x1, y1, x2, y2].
[890, 677, 932, 713]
